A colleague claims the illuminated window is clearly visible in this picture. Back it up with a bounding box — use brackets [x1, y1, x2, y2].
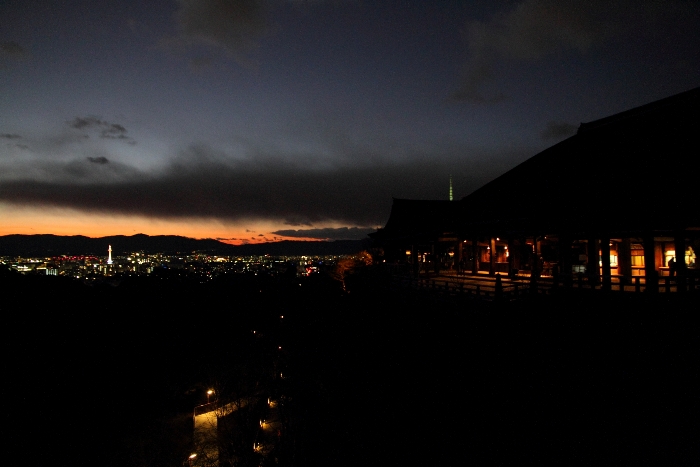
[598, 254, 618, 267]
[665, 250, 676, 268]
[664, 247, 697, 266]
[686, 247, 696, 266]
[630, 244, 644, 267]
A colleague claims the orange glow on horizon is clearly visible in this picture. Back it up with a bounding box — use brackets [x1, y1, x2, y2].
[0, 203, 324, 245]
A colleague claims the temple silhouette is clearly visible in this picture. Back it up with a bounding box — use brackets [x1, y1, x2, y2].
[373, 86, 700, 293]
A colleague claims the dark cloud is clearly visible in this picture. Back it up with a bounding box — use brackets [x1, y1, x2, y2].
[0, 157, 145, 185]
[69, 116, 102, 130]
[541, 121, 577, 140]
[449, 62, 505, 104]
[173, 0, 268, 61]
[0, 145, 527, 227]
[100, 124, 127, 139]
[272, 227, 375, 240]
[189, 55, 215, 70]
[452, 0, 673, 103]
[87, 156, 110, 164]
[1, 133, 22, 139]
[0, 41, 27, 62]
[67, 116, 134, 143]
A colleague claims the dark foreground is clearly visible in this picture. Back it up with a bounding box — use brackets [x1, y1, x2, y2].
[2, 267, 698, 466]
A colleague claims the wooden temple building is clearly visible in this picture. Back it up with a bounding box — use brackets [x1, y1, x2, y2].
[372, 87, 700, 293]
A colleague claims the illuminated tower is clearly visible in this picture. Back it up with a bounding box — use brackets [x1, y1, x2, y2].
[449, 175, 453, 201]
[107, 245, 113, 265]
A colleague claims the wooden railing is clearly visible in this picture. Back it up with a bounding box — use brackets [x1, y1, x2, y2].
[387, 270, 699, 300]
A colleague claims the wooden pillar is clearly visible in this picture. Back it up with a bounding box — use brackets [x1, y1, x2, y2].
[457, 241, 463, 274]
[411, 245, 419, 277]
[431, 243, 439, 276]
[532, 237, 540, 278]
[558, 235, 572, 287]
[507, 237, 514, 276]
[643, 234, 657, 293]
[674, 232, 686, 293]
[601, 236, 611, 291]
[471, 238, 478, 275]
[489, 237, 496, 276]
[618, 238, 632, 285]
[655, 242, 665, 272]
[512, 237, 523, 271]
[587, 238, 599, 286]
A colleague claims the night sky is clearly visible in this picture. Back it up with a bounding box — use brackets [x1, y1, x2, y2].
[2, 0, 699, 243]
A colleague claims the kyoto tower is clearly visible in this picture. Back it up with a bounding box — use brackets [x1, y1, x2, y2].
[107, 245, 113, 265]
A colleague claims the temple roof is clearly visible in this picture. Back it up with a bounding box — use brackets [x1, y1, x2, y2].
[457, 86, 700, 235]
[371, 198, 460, 241]
[375, 86, 700, 241]
[378, 88, 700, 239]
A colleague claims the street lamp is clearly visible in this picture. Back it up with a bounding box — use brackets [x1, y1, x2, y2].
[207, 389, 214, 404]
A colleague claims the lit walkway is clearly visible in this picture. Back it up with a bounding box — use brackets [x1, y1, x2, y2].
[191, 398, 251, 467]
[254, 399, 282, 457]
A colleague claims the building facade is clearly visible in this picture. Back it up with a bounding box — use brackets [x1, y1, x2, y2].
[373, 87, 700, 292]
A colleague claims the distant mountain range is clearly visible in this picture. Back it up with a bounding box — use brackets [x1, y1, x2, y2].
[0, 234, 370, 257]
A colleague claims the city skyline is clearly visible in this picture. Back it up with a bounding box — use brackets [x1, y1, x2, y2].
[2, 1, 700, 244]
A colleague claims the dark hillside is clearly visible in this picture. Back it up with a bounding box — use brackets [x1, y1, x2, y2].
[1, 266, 697, 466]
